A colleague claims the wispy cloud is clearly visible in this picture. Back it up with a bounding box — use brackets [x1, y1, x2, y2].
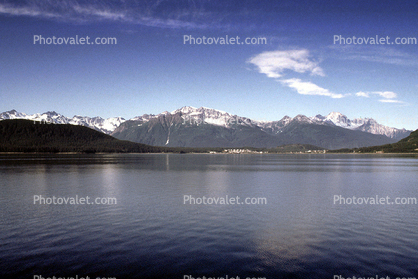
[355, 91, 370, 97]
[248, 49, 344, 99]
[379, 99, 405, 103]
[0, 0, 213, 28]
[248, 49, 324, 78]
[373, 91, 397, 99]
[356, 91, 397, 99]
[330, 45, 418, 67]
[247, 49, 405, 104]
[72, 5, 129, 22]
[248, 49, 408, 103]
[0, 3, 63, 20]
[281, 78, 344, 99]
[355, 91, 406, 104]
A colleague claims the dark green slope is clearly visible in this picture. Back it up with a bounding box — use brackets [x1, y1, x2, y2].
[0, 119, 161, 153]
[278, 122, 395, 150]
[0, 119, 324, 154]
[353, 129, 418, 153]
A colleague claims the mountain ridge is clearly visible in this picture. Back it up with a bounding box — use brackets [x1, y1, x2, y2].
[0, 119, 327, 153]
[331, 128, 418, 153]
[111, 108, 405, 150]
[0, 107, 411, 142]
[0, 119, 159, 153]
[0, 109, 125, 134]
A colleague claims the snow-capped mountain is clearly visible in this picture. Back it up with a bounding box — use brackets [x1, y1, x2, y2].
[0, 109, 29, 120]
[0, 107, 411, 140]
[314, 111, 410, 139]
[0, 110, 70, 124]
[0, 110, 125, 134]
[157, 107, 409, 140]
[112, 107, 410, 149]
[173, 106, 261, 127]
[69, 116, 125, 134]
[173, 106, 233, 126]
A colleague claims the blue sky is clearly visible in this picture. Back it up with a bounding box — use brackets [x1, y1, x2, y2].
[0, 0, 417, 130]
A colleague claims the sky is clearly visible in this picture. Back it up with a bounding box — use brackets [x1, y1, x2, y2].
[0, 0, 417, 130]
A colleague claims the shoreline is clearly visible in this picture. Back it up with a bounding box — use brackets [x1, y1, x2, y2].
[0, 152, 417, 155]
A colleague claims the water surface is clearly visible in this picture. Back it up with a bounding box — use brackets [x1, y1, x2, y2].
[1, 154, 418, 279]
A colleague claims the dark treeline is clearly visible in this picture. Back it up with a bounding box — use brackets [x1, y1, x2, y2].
[0, 120, 321, 153]
[329, 129, 418, 153]
[0, 120, 162, 153]
[4, 119, 410, 154]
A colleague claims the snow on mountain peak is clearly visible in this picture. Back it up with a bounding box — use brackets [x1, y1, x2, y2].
[170, 106, 235, 127]
[0, 110, 126, 134]
[324, 112, 353, 128]
[0, 107, 410, 139]
[293, 114, 313, 123]
[171, 106, 198, 114]
[327, 111, 343, 117]
[199, 106, 229, 115]
[326, 111, 347, 122]
[0, 109, 28, 119]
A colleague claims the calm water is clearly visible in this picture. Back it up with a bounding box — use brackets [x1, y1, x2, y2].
[1, 154, 418, 279]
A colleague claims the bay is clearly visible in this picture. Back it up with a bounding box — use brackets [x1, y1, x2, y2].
[1, 154, 417, 279]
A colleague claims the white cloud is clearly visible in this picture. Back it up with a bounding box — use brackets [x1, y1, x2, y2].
[0, 1, 209, 28]
[355, 91, 369, 97]
[248, 49, 344, 99]
[373, 91, 397, 99]
[281, 78, 344, 99]
[356, 91, 397, 99]
[248, 49, 324, 78]
[379, 99, 404, 103]
[72, 6, 128, 22]
[0, 4, 61, 19]
[329, 45, 418, 67]
[356, 91, 404, 104]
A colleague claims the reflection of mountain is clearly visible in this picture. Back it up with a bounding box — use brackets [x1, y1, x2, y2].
[254, 184, 325, 265]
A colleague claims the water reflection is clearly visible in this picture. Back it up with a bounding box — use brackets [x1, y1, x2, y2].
[1, 154, 418, 278]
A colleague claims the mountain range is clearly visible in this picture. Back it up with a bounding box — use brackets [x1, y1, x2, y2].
[0, 107, 412, 150]
[0, 119, 159, 153]
[0, 110, 125, 134]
